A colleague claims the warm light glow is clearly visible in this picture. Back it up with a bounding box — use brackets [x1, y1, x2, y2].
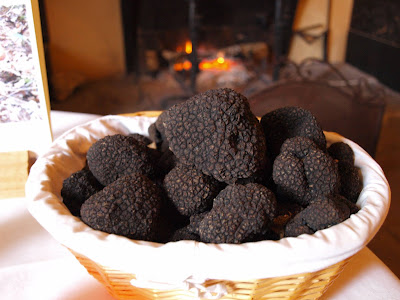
[185, 41, 192, 54]
[199, 56, 232, 71]
[173, 60, 192, 71]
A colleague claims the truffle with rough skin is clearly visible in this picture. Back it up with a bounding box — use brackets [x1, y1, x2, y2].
[86, 134, 156, 186]
[61, 168, 103, 216]
[328, 142, 363, 203]
[168, 226, 201, 242]
[328, 142, 355, 165]
[284, 194, 353, 237]
[163, 88, 267, 183]
[80, 174, 163, 241]
[273, 136, 340, 206]
[260, 106, 326, 160]
[198, 183, 277, 243]
[334, 194, 360, 215]
[284, 213, 314, 237]
[156, 148, 177, 178]
[163, 163, 223, 216]
[148, 110, 169, 151]
[128, 133, 152, 146]
[302, 196, 350, 231]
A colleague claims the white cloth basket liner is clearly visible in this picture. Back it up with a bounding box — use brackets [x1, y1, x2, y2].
[26, 115, 391, 284]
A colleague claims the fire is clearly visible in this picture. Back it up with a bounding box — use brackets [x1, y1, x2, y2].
[173, 43, 233, 72]
[173, 41, 193, 71]
[173, 60, 192, 72]
[185, 41, 192, 54]
[199, 55, 232, 71]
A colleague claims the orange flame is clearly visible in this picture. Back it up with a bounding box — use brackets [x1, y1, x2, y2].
[173, 60, 192, 71]
[199, 56, 232, 71]
[185, 41, 192, 54]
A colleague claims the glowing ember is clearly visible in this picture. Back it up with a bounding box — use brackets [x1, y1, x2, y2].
[174, 60, 192, 72]
[185, 41, 192, 54]
[173, 43, 233, 72]
[199, 56, 233, 71]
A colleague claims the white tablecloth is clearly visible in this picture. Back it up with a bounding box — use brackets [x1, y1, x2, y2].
[1, 110, 399, 300]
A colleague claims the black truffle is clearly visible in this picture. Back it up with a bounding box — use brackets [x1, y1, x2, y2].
[163, 88, 268, 183]
[260, 106, 326, 160]
[284, 213, 314, 237]
[148, 110, 169, 152]
[273, 137, 340, 206]
[334, 194, 360, 215]
[128, 133, 153, 146]
[284, 194, 352, 237]
[328, 142, 355, 165]
[198, 183, 277, 244]
[301, 196, 350, 231]
[86, 134, 156, 186]
[328, 142, 363, 203]
[168, 226, 201, 242]
[61, 168, 103, 216]
[163, 163, 223, 216]
[80, 174, 163, 241]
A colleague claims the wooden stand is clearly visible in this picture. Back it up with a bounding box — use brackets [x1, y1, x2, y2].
[0, 151, 29, 199]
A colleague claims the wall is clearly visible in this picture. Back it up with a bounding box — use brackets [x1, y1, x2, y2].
[44, 0, 125, 80]
[289, 0, 354, 63]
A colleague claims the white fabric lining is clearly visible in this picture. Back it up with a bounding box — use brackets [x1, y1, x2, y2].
[26, 115, 391, 284]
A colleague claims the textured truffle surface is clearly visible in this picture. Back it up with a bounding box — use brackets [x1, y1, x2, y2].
[164, 88, 267, 183]
[284, 214, 314, 237]
[328, 142, 355, 165]
[198, 183, 277, 243]
[273, 137, 340, 206]
[148, 110, 169, 151]
[284, 194, 352, 237]
[328, 142, 363, 203]
[61, 168, 103, 216]
[168, 226, 201, 242]
[86, 134, 156, 186]
[301, 196, 351, 231]
[128, 133, 152, 146]
[80, 174, 163, 241]
[261, 106, 326, 160]
[163, 163, 223, 216]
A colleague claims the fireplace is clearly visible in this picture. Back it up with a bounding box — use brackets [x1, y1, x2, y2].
[120, 0, 298, 97]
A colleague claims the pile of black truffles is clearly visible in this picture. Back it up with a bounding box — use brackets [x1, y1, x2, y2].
[61, 88, 362, 244]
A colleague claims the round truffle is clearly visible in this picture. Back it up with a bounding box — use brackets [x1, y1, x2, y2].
[260, 106, 326, 160]
[86, 134, 156, 186]
[61, 168, 103, 216]
[300, 196, 351, 231]
[328, 142, 354, 165]
[284, 194, 352, 237]
[198, 183, 277, 244]
[80, 174, 163, 241]
[148, 110, 169, 151]
[128, 133, 153, 146]
[163, 163, 223, 216]
[168, 226, 201, 242]
[273, 136, 340, 206]
[284, 213, 314, 237]
[163, 88, 268, 183]
[328, 142, 362, 203]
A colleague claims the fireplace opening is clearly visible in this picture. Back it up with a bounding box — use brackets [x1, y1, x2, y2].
[121, 0, 298, 102]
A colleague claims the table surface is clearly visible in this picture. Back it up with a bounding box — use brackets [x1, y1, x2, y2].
[1, 110, 399, 300]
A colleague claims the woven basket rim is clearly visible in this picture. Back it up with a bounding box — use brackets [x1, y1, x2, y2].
[26, 113, 391, 282]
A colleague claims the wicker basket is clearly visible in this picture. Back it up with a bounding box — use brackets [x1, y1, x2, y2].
[26, 111, 391, 300]
[69, 247, 351, 300]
